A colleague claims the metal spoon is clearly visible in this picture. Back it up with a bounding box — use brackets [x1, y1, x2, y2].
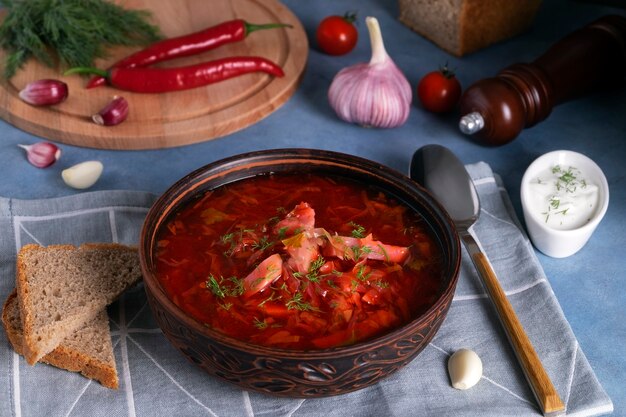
[410, 144, 565, 417]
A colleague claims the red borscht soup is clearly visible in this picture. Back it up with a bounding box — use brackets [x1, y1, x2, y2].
[155, 173, 444, 350]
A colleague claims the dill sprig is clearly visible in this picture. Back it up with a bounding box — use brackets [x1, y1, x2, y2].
[286, 292, 319, 312]
[0, 0, 162, 79]
[348, 221, 366, 238]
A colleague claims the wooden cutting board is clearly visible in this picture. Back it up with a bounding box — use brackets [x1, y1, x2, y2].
[0, 0, 308, 150]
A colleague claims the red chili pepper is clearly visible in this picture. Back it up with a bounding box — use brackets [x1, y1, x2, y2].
[87, 19, 291, 88]
[67, 56, 284, 94]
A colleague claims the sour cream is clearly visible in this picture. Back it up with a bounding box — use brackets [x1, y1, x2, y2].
[528, 164, 599, 230]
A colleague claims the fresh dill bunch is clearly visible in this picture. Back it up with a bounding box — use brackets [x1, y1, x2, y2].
[0, 0, 162, 79]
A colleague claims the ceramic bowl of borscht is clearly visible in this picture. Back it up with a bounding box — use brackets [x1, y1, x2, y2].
[139, 148, 461, 397]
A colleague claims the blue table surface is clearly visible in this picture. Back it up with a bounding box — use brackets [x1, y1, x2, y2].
[1, 0, 624, 415]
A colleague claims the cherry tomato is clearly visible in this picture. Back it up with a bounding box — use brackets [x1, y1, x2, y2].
[316, 12, 358, 56]
[417, 66, 462, 113]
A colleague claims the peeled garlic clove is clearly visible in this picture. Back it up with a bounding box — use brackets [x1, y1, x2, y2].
[19, 79, 68, 106]
[92, 96, 129, 126]
[328, 16, 412, 128]
[448, 348, 483, 390]
[62, 161, 103, 189]
[17, 142, 61, 168]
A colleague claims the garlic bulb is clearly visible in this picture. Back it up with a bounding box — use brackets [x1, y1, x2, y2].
[328, 17, 412, 128]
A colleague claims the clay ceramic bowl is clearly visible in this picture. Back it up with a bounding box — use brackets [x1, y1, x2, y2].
[139, 149, 461, 397]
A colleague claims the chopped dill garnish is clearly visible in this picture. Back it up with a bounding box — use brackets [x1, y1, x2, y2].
[376, 243, 390, 262]
[218, 301, 233, 311]
[356, 264, 371, 281]
[542, 165, 588, 223]
[206, 275, 227, 298]
[549, 196, 560, 210]
[559, 170, 576, 185]
[221, 230, 239, 257]
[276, 227, 289, 240]
[227, 276, 244, 297]
[258, 291, 280, 307]
[348, 245, 372, 260]
[251, 276, 265, 290]
[310, 256, 325, 271]
[348, 221, 366, 238]
[252, 236, 274, 251]
[373, 280, 390, 289]
[253, 317, 268, 329]
[286, 292, 319, 312]
[305, 256, 326, 282]
[221, 233, 235, 244]
[553, 165, 580, 193]
[307, 274, 320, 283]
[206, 274, 243, 298]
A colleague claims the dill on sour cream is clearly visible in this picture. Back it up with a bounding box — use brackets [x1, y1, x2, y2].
[529, 165, 599, 230]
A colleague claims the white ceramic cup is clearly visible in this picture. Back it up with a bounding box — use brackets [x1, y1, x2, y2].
[520, 150, 609, 258]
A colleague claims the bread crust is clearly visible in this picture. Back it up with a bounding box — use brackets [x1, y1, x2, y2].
[2, 290, 118, 389]
[459, 0, 542, 56]
[2, 291, 25, 352]
[398, 0, 542, 56]
[398, 14, 461, 56]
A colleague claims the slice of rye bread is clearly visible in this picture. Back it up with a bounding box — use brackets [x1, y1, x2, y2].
[16, 243, 142, 365]
[2, 290, 118, 389]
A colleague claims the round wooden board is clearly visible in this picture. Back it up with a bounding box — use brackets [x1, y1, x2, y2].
[0, 0, 308, 150]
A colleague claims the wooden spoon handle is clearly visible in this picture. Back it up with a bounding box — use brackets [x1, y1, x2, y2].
[461, 232, 565, 416]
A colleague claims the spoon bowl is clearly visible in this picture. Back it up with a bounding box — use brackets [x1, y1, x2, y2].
[410, 145, 480, 229]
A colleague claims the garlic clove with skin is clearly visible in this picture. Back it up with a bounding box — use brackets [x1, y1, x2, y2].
[19, 79, 68, 106]
[328, 16, 412, 128]
[17, 142, 61, 168]
[62, 161, 103, 189]
[92, 96, 129, 126]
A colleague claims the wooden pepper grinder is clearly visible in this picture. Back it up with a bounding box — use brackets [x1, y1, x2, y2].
[458, 15, 626, 146]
